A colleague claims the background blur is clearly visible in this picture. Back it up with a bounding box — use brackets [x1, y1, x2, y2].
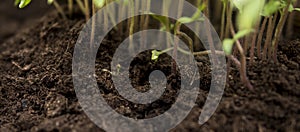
[0, 0, 52, 43]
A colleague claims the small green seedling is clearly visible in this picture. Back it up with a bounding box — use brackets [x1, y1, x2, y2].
[151, 47, 174, 62]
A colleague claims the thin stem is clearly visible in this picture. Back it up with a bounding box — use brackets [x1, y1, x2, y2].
[162, 0, 171, 48]
[203, 0, 210, 19]
[139, 0, 146, 49]
[84, 0, 90, 21]
[243, 33, 250, 55]
[118, 0, 126, 34]
[228, 55, 241, 69]
[193, 0, 201, 51]
[225, 4, 233, 38]
[141, 0, 151, 49]
[285, 1, 298, 39]
[230, 22, 253, 90]
[172, 0, 184, 64]
[220, 1, 227, 40]
[106, 1, 117, 29]
[104, 1, 108, 32]
[193, 50, 225, 56]
[256, 17, 267, 59]
[90, 0, 96, 50]
[250, 22, 260, 65]
[53, 0, 67, 19]
[272, 0, 291, 62]
[129, 0, 135, 52]
[68, 0, 73, 16]
[134, 0, 139, 33]
[204, 18, 217, 65]
[76, 0, 86, 17]
[263, 16, 274, 60]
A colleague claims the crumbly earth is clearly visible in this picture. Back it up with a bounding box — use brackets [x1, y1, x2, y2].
[0, 7, 300, 132]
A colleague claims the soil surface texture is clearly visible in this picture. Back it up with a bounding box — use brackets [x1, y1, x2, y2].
[1, 5, 300, 132]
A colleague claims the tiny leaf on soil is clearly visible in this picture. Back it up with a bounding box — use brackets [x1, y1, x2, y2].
[17, 0, 31, 8]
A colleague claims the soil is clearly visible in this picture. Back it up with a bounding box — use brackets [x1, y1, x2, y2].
[1, 4, 300, 132]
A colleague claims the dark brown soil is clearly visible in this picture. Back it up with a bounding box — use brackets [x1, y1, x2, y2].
[1, 6, 300, 132]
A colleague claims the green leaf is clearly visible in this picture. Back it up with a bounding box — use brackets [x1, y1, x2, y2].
[47, 0, 54, 5]
[178, 17, 194, 24]
[14, 0, 21, 6]
[233, 29, 254, 40]
[18, 0, 31, 8]
[222, 39, 235, 55]
[231, 0, 248, 12]
[262, 0, 281, 16]
[151, 50, 160, 61]
[93, 0, 105, 9]
[288, 3, 294, 12]
[294, 8, 300, 12]
[191, 5, 204, 20]
[237, 0, 265, 30]
[150, 14, 170, 29]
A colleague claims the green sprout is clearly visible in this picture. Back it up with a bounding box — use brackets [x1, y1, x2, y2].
[15, 0, 31, 8]
[151, 47, 174, 62]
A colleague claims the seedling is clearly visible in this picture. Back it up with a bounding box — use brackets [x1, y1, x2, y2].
[151, 47, 174, 62]
[222, 0, 265, 89]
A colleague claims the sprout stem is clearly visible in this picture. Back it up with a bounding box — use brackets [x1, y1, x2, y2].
[250, 23, 259, 65]
[220, 0, 227, 40]
[68, 0, 73, 16]
[230, 22, 253, 90]
[263, 15, 275, 60]
[76, 0, 86, 17]
[225, 4, 232, 38]
[256, 17, 267, 59]
[84, 0, 90, 21]
[129, 0, 135, 52]
[53, 0, 67, 19]
[285, 1, 298, 39]
[272, 0, 291, 62]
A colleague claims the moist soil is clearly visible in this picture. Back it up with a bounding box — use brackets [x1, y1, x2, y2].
[0, 9, 300, 132]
